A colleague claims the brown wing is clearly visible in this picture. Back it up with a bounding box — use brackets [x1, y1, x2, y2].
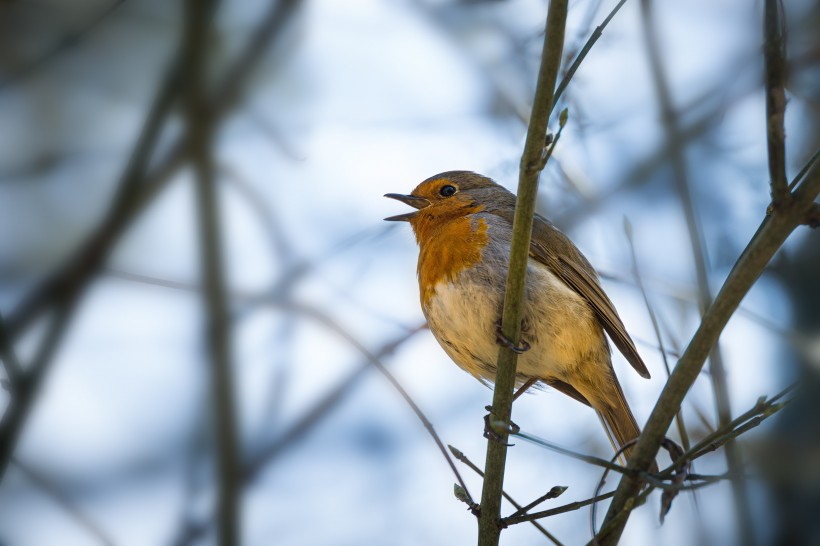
[528, 214, 651, 379]
[478, 183, 650, 379]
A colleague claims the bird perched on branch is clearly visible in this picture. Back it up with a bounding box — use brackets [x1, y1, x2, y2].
[385, 170, 652, 464]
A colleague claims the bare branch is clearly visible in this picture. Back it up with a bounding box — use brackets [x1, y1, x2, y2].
[552, 0, 629, 112]
[183, 0, 242, 543]
[764, 0, 789, 205]
[0, 0, 301, 488]
[624, 218, 691, 450]
[282, 302, 475, 507]
[13, 458, 115, 546]
[245, 325, 427, 479]
[0, 0, 126, 92]
[479, 2, 568, 545]
[503, 492, 616, 527]
[596, 160, 820, 544]
[0, 312, 22, 388]
[448, 446, 563, 545]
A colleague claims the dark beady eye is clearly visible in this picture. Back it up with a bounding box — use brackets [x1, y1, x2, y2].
[439, 184, 457, 197]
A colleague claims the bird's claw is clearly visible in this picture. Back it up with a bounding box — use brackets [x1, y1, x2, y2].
[495, 325, 530, 354]
[483, 407, 519, 445]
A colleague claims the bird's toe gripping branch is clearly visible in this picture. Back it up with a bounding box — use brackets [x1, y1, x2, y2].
[495, 323, 530, 354]
[483, 406, 521, 445]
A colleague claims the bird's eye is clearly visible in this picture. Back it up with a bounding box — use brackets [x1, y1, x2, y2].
[439, 184, 457, 197]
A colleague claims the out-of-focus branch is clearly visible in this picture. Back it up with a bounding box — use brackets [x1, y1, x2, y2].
[624, 219, 710, 542]
[0, 294, 76, 483]
[479, 2, 567, 545]
[0, 312, 22, 388]
[551, 0, 628, 113]
[13, 458, 115, 546]
[0, 0, 301, 488]
[764, 0, 788, 206]
[555, 102, 723, 228]
[279, 302, 474, 503]
[0, 0, 126, 92]
[5, 0, 301, 343]
[596, 161, 820, 545]
[108, 264, 432, 544]
[213, 0, 300, 112]
[183, 0, 241, 545]
[4, 56, 182, 342]
[624, 220, 691, 449]
[639, 0, 752, 539]
[245, 324, 427, 479]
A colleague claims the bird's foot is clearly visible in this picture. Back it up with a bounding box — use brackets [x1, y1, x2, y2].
[495, 323, 530, 354]
[483, 406, 520, 445]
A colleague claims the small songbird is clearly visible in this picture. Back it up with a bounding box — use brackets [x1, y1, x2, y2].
[385, 171, 651, 462]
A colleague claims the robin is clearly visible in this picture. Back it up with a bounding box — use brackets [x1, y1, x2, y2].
[385, 170, 652, 464]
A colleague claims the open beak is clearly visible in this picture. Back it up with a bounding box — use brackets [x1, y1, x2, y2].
[383, 193, 430, 221]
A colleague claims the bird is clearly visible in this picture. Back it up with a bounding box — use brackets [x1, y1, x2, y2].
[385, 170, 652, 464]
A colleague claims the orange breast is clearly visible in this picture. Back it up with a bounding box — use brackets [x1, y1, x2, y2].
[415, 215, 489, 307]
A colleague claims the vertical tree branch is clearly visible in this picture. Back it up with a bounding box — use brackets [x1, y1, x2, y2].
[764, 0, 788, 206]
[477, 2, 568, 545]
[596, 164, 820, 545]
[184, 1, 241, 545]
[639, 1, 753, 540]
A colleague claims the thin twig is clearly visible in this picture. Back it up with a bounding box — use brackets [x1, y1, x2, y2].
[0, 300, 75, 483]
[282, 302, 475, 505]
[506, 486, 568, 521]
[13, 458, 116, 546]
[788, 147, 820, 191]
[503, 491, 617, 527]
[478, 3, 568, 545]
[511, 430, 635, 476]
[245, 325, 427, 480]
[674, 385, 795, 467]
[551, 0, 629, 113]
[623, 218, 692, 450]
[448, 446, 563, 545]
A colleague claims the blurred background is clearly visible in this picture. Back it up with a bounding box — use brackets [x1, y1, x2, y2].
[0, 0, 818, 544]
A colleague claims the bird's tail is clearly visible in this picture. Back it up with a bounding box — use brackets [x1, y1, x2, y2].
[596, 376, 659, 474]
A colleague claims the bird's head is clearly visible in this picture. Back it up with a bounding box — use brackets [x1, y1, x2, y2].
[385, 171, 511, 243]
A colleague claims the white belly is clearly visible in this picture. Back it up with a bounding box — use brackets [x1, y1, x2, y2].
[422, 260, 605, 385]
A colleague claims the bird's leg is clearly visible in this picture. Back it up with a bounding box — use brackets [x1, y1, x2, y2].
[513, 378, 538, 401]
[483, 379, 536, 444]
[494, 320, 530, 354]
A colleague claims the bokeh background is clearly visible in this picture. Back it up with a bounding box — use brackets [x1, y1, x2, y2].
[1, 0, 819, 544]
